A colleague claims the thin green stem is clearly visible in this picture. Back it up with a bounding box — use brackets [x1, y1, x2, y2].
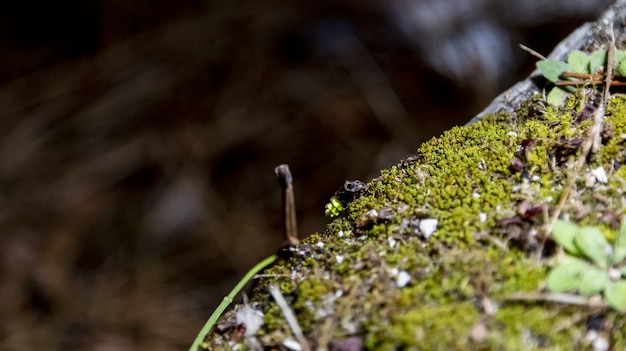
[189, 254, 279, 351]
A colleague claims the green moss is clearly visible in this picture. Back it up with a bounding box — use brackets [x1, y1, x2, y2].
[367, 303, 481, 350]
[492, 305, 589, 350]
[201, 90, 626, 350]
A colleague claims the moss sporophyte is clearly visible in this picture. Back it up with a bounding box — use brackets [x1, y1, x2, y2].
[193, 43, 626, 350]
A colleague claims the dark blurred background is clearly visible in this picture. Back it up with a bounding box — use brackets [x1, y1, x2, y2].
[0, 0, 613, 350]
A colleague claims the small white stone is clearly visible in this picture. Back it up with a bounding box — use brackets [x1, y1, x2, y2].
[586, 330, 598, 341]
[472, 192, 481, 199]
[531, 175, 540, 182]
[335, 255, 344, 264]
[419, 218, 438, 238]
[235, 304, 264, 337]
[593, 336, 609, 351]
[396, 270, 411, 288]
[316, 242, 324, 249]
[591, 166, 608, 184]
[479, 212, 487, 223]
[283, 337, 303, 351]
[338, 230, 344, 237]
[507, 131, 518, 137]
[365, 209, 378, 218]
[387, 236, 397, 248]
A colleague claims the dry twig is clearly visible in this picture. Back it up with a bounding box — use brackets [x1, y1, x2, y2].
[269, 284, 311, 351]
[549, 24, 615, 226]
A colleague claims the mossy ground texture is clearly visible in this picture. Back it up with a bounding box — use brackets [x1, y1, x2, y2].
[202, 93, 626, 350]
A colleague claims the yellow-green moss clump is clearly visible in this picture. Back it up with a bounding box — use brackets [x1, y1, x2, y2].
[201, 94, 626, 350]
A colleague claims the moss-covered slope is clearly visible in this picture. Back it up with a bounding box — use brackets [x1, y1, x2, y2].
[200, 93, 626, 350]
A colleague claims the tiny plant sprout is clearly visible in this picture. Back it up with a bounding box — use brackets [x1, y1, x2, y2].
[535, 48, 626, 107]
[547, 218, 626, 311]
[325, 197, 344, 218]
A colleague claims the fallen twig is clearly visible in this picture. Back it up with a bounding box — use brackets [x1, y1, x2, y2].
[505, 291, 607, 309]
[550, 24, 615, 226]
[269, 284, 311, 351]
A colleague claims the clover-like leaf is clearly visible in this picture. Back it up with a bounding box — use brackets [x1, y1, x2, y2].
[574, 226, 610, 269]
[590, 49, 607, 74]
[546, 87, 570, 107]
[546, 257, 591, 292]
[579, 266, 610, 296]
[568, 50, 590, 73]
[552, 220, 581, 255]
[537, 59, 571, 83]
[618, 59, 626, 77]
[605, 281, 626, 312]
[611, 217, 626, 265]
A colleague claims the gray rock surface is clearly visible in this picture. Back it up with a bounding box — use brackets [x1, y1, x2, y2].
[469, 0, 626, 124]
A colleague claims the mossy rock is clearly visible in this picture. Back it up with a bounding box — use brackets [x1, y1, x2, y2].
[197, 2, 626, 350]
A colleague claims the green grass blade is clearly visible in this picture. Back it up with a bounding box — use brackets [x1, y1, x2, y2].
[189, 254, 279, 351]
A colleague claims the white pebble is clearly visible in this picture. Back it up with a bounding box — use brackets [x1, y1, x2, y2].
[593, 336, 609, 351]
[419, 218, 438, 238]
[396, 270, 412, 288]
[283, 337, 303, 351]
[591, 166, 608, 184]
[235, 304, 264, 337]
[387, 236, 397, 248]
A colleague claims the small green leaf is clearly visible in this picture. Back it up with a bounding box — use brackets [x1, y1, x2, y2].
[325, 198, 344, 218]
[546, 87, 570, 107]
[568, 50, 590, 73]
[546, 258, 590, 292]
[618, 59, 626, 77]
[574, 227, 610, 268]
[552, 220, 581, 255]
[579, 267, 610, 296]
[605, 281, 626, 312]
[537, 59, 571, 83]
[612, 217, 626, 264]
[590, 49, 607, 74]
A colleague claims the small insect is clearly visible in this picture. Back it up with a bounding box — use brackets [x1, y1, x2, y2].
[324, 180, 367, 218]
